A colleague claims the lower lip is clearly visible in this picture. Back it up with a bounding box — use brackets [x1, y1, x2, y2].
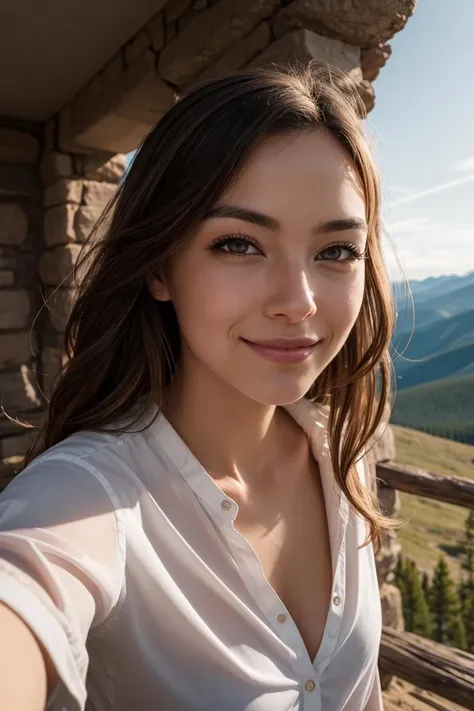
[242, 339, 318, 364]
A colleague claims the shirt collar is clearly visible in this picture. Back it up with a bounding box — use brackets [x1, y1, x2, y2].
[150, 397, 346, 521]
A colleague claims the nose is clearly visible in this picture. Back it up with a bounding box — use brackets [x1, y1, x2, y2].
[264, 267, 317, 323]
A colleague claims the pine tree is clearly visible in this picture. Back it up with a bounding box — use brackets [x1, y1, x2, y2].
[459, 509, 474, 651]
[429, 555, 464, 647]
[463, 589, 474, 653]
[460, 509, 474, 592]
[448, 613, 467, 651]
[402, 560, 432, 638]
[394, 553, 405, 591]
[421, 571, 430, 599]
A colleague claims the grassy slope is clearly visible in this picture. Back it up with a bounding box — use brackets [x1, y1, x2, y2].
[391, 425, 474, 581]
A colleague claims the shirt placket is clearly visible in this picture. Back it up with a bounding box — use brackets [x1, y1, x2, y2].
[216, 492, 349, 710]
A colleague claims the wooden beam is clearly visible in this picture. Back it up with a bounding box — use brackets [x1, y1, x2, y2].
[376, 461, 474, 509]
[379, 627, 474, 709]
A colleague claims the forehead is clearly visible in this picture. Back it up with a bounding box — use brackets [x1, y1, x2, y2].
[222, 129, 366, 220]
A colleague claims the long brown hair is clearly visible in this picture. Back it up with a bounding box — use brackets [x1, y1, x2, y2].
[27, 64, 402, 554]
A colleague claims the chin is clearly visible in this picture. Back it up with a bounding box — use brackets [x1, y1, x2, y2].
[242, 378, 316, 407]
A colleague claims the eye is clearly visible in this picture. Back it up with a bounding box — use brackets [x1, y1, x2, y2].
[317, 242, 365, 262]
[210, 235, 261, 256]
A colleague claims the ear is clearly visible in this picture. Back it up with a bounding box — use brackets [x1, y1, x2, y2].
[148, 275, 171, 302]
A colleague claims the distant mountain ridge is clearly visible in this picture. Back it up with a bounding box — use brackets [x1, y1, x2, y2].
[390, 271, 474, 442]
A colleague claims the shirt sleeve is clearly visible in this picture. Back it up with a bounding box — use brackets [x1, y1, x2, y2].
[0, 452, 126, 711]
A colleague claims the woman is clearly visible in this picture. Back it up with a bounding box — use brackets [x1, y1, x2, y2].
[0, 65, 399, 711]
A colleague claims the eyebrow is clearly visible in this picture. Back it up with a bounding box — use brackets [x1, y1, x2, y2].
[205, 204, 368, 235]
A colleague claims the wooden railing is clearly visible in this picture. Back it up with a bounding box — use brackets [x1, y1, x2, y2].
[380, 627, 474, 710]
[375, 460, 474, 710]
[376, 461, 474, 509]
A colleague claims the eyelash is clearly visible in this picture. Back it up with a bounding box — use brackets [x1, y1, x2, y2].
[209, 234, 366, 262]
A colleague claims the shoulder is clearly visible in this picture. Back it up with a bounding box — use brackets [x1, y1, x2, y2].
[3, 425, 153, 518]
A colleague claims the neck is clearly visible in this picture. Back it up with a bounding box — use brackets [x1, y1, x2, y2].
[161, 356, 302, 490]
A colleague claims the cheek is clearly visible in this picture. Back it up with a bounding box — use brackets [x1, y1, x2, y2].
[319, 268, 365, 335]
[167, 258, 254, 339]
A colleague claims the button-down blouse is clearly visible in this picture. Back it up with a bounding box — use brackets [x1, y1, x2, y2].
[0, 398, 383, 711]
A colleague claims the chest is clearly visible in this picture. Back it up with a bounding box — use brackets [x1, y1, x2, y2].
[230, 458, 333, 663]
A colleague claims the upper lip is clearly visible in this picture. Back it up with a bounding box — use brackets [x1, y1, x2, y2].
[243, 337, 319, 349]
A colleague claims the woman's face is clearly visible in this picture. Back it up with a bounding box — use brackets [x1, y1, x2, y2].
[152, 129, 368, 405]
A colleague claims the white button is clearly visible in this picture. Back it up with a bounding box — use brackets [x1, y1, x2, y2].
[333, 595, 342, 606]
[304, 679, 316, 692]
[329, 629, 336, 638]
[221, 499, 232, 511]
[277, 613, 287, 623]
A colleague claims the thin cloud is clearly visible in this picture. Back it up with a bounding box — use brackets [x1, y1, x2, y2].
[389, 186, 415, 196]
[389, 172, 474, 208]
[452, 156, 474, 172]
[389, 216, 431, 233]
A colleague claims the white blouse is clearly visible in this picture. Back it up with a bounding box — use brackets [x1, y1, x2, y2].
[0, 398, 383, 711]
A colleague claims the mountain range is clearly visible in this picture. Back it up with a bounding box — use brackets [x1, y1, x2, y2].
[390, 270, 474, 443]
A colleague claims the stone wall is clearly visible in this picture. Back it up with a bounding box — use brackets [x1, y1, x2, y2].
[58, 0, 415, 154]
[0, 118, 125, 488]
[39, 149, 125, 400]
[367, 421, 404, 691]
[0, 123, 44, 483]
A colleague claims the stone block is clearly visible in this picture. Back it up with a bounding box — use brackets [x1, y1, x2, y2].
[380, 583, 403, 631]
[74, 205, 103, 242]
[146, 12, 165, 52]
[375, 529, 402, 587]
[0, 366, 41, 411]
[356, 79, 375, 114]
[0, 290, 30, 329]
[83, 180, 117, 209]
[39, 245, 82, 287]
[0, 332, 33, 368]
[372, 423, 396, 462]
[42, 119, 56, 157]
[0, 128, 39, 164]
[378, 484, 401, 519]
[41, 346, 66, 399]
[0, 165, 39, 198]
[1, 431, 37, 459]
[43, 179, 83, 208]
[119, 51, 176, 122]
[46, 288, 76, 332]
[250, 29, 361, 82]
[125, 31, 151, 68]
[0, 271, 14, 287]
[40, 152, 73, 186]
[0, 204, 28, 246]
[361, 43, 392, 82]
[195, 23, 271, 83]
[64, 51, 175, 154]
[272, 0, 416, 48]
[165, 0, 192, 24]
[44, 204, 79, 247]
[83, 153, 126, 183]
[159, 0, 280, 86]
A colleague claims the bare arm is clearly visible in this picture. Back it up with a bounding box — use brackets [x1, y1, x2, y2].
[0, 601, 57, 711]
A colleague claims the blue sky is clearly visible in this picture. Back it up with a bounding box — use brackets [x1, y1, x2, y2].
[127, 1, 473, 280]
[369, 0, 474, 280]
